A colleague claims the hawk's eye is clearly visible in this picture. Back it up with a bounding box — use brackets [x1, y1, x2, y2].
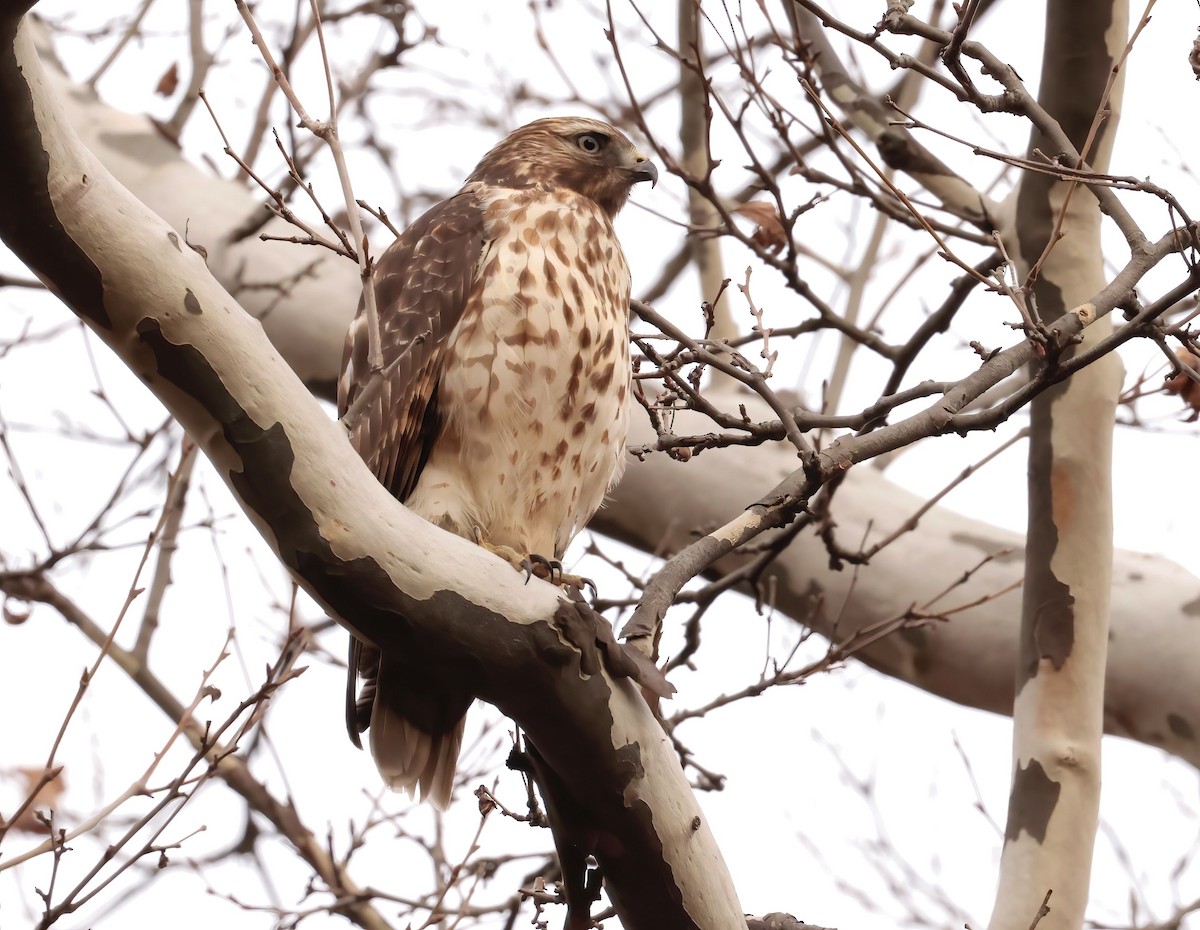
[576, 132, 607, 154]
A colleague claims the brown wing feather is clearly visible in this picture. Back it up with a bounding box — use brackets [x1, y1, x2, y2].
[339, 189, 485, 498]
[339, 189, 486, 746]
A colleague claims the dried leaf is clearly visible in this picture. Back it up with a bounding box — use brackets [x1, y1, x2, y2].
[733, 201, 786, 252]
[4, 766, 66, 834]
[155, 62, 179, 97]
[1165, 346, 1200, 418]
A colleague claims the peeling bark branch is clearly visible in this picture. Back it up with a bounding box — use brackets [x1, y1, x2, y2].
[988, 2, 1128, 928]
[0, 13, 744, 928]
[677, 0, 731, 334]
[24, 17, 355, 395]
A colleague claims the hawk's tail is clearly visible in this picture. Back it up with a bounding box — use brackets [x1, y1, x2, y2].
[347, 636, 473, 810]
[369, 700, 466, 811]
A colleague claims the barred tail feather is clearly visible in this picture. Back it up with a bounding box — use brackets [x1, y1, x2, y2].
[369, 700, 466, 811]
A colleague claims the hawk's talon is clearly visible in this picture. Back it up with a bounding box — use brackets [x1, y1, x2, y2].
[520, 553, 595, 597]
[473, 531, 595, 595]
[525, 554, 559, 584]
[582, 577, 598, 601]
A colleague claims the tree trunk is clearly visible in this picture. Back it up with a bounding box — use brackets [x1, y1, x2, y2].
[988, 2, 1127, 928]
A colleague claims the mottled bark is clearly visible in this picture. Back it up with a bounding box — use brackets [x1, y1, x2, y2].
[25, 19, 351, 396]
[677, 0, 730, 332]
[606, 399, 1200, 766]
[0, 12, 745, 928]
[988, 2, 1128, 929]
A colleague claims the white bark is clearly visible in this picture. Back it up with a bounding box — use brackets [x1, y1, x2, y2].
[988, 2, 1128, 927]
[29, 19, 353, 392]
[677, 0, 729, 330]
[0, 15, 744, 928]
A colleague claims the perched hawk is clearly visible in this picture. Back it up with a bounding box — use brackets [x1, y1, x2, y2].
[337, 117, 657, 808]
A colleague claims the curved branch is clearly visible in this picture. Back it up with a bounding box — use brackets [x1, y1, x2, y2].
[0, 14, 742, 928]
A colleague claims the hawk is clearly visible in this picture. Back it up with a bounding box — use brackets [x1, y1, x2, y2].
[337, 117, 657, 808]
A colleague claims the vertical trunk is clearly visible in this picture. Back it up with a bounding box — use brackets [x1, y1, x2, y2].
[988, 2, 1128, 929]
[678, 0, 730, 333]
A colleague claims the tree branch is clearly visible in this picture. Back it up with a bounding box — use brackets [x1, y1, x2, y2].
[0, 15, 743, 928]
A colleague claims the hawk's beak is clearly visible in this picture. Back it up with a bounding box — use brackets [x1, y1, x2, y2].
[630, 154, 658, 188]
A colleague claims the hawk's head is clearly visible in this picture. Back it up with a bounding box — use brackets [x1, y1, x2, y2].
[467, 117, 657, 218]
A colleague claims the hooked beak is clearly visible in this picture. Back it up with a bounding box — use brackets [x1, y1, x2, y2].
[629, 153, 658, 188]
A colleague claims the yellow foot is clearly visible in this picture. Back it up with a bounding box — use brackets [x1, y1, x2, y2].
[471, 529, 596, 598]
[520, 554, 597, 598]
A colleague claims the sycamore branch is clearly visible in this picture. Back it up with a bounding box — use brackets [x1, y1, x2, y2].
[0, 11, 743, 929]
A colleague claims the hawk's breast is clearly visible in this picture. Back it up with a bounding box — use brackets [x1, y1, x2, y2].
[404, 186, 632, 558]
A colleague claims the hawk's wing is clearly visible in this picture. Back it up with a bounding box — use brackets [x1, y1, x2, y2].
[338, 189, 485, 499]
[338, 189, 486, 747]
